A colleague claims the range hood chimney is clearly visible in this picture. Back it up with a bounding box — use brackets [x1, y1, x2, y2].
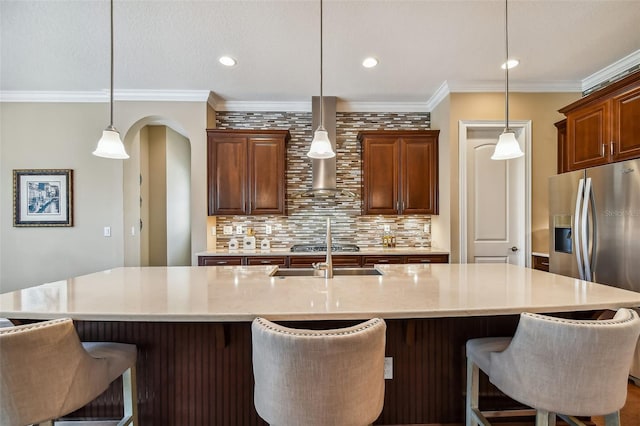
[297, 96, 355, 197]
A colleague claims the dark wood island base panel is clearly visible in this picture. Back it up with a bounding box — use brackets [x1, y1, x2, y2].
[61, 316, 525, 426]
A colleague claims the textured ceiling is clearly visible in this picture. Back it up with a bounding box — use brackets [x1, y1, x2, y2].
[2, 0, 640, 105]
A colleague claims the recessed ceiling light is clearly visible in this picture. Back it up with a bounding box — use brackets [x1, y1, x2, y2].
[501, 59, 519, 69]
[219, 56, 237, 67]
[362, 57, 378, 68]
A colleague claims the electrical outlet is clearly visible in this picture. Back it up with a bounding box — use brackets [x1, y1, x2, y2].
[103, 226, 111, 237]
[211, 226, 216, 236]
[384, 357, 393, 379]
[383, 224, 391, 232]
[236, 225, 244, 235]
[265, 225, 272, 235]
[423, 223, 429, 233]
[223, 225, 233, 235]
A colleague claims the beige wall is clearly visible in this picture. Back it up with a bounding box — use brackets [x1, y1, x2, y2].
[444, 92, 580, 262]
[166, 127, 191, 266]
[1, 101, 206, 292]
[148, 126, 168, 266]
[1, 103, 125, 292]
[429, 94, 451, 253]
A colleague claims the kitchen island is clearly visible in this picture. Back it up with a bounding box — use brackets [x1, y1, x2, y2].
[2, 263, 639, 425]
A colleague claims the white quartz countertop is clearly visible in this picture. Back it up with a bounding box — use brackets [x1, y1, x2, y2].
[2, 264, 639, 322]
[195, 247, 450, 256]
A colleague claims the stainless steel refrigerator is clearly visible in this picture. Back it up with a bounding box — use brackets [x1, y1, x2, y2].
[549, 159, 640, 382]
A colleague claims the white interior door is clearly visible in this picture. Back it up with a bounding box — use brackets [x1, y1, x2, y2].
[460, 121, 530, 265]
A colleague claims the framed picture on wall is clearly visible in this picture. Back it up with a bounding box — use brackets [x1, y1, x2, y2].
[13, 169, 73, 227]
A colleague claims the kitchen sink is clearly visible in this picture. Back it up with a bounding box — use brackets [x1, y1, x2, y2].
[270, 267, 383, 277]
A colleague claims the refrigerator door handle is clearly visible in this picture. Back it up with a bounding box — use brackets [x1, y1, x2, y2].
[581, 177, 592, 282]
[574, 178, 585, 280]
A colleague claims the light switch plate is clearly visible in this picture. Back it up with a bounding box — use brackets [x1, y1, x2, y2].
[236, 225, 244, 235]
[223, 226, 233, 235]
[423, 223, 429, 233]
[383, 224, 391, 232]
[103, 226, 111, 237]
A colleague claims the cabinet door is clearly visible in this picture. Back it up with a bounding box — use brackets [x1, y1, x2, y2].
[248, 137, 286, 215]
[362, 138, 399, 215]
[405, 254, 449, 264]
[208, 136, 247, 215]
[362, 255, 405, 267]
[566, 101, 610, 171]
[289, 255, 361, 268]
[246, 256, 288, 267]
[612, 86, 640, 162]
[401, 137, 439, 214]
[198, 256, 244, 266]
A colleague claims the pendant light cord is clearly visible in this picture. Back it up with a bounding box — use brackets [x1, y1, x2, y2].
[319, 0, 324, 130]
[109, 0, 114, 128]
[504, 0, 510, 131]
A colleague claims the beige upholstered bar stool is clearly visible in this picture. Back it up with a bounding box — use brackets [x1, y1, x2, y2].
[251, 317, 386, 426]
[0, 318, 138, 426]
[466, 308, 640, 426]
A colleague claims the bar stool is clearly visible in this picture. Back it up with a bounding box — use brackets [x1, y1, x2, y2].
[0, 318, 138, 426]
[465, 308, 640, 426]
[251, 317, 386, 426]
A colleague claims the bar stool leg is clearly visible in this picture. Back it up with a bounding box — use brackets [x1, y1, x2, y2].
[536, 409, 551, 426]
[604, 411, 620, 426]
[120, 366, 138, 426]
[466, 357, 480, 426]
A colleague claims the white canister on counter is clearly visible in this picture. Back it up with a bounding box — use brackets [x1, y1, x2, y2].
[228, 238, 239, 250]
[260, 238, 271, 250]
[243, 235, 256, 250]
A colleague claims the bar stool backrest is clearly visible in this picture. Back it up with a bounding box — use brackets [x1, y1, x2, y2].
[490, 309, 640, 417]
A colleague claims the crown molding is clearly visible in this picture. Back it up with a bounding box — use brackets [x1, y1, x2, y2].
[0, 91, 106, 102]
[0, 89, 210, 103]
[425, 81, 451, 111]
[581, 49, 640, 92]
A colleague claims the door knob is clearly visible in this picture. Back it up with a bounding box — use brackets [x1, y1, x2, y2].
[510, 246, 519, 252]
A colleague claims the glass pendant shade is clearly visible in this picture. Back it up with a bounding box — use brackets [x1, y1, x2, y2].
[93, 126, 129, 159]
[307, 127, 335, 159]
[491, 130, 523, 160]
[93, 0, 128, 160]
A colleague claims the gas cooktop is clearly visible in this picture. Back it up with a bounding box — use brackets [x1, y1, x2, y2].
[290, 244, 360, 253]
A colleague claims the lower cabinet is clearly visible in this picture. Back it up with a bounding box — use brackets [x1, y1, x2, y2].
[532, 255, 550, 272]
[246, 256, 288, 267]
[199, 253, 450, 267]
[198, 256, 244, 266]
[289, 255, 362, 268]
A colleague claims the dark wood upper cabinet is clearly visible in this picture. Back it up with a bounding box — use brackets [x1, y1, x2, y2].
[612, 84, 640, 162]
[559, 71, 640, 172]
[358, 130, 439, 215]
[207, 129, 290, 216]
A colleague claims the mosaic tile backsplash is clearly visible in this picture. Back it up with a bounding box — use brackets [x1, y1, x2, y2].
[213, 111, 432, 249]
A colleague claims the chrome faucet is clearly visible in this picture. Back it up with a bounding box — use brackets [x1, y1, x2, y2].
[312, 217, 334, 278]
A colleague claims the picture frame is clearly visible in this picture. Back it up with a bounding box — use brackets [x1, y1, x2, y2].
[13, 169, 73, 227]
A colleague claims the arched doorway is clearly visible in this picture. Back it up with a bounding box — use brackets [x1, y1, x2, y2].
[123, 117, 191, 266]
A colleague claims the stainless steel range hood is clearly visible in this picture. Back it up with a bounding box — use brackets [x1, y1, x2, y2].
[296, 96, 356, 198]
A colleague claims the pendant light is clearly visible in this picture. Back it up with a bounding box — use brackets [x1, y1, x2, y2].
[93, 0, 129, 159]
[491, 0, 523, 161]
[306, 0, 335, 159]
